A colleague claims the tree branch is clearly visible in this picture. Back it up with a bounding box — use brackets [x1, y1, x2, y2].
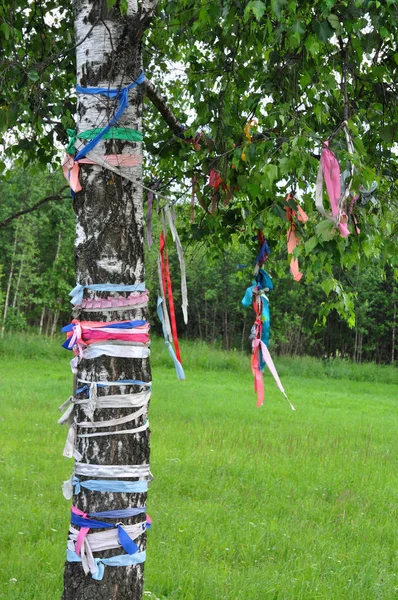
[144, 79, 184, 135]
[0, 185, 70, 228]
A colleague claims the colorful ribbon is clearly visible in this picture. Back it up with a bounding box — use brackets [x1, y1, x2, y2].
[71, 506, 144, 556]
[66, 549, 146, 581]
[69, 282, 146, 306]
[62, 319, 149, 355]
[75, 71, 145, 160]
[315, 131, 353, 238]
[74, 462, 150, 478]
[146, 190, 153, 249]
[160, 232, 182, 365]
[63, 153, 142, 193]
[89, 507, 147, 519]
[62, 477, 149, 500]
[78, 291, 149, 311]
[157, 296, 185, 380]
[285, 196, 308, 282]
[164, 206, 188, 325]
[252, 338, 295, 410]
[76, 379, 151, 394]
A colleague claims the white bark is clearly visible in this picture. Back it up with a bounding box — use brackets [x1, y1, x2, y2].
[1, 226, 18, 337]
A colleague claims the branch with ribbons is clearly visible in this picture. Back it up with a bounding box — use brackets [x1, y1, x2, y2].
[315, 121, 358, 238]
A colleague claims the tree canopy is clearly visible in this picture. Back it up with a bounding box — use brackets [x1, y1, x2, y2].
[1, 0, 398, 323]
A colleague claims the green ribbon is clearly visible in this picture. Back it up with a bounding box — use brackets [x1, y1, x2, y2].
[66, 129, 77, 154]
[67, 127, 143, 150]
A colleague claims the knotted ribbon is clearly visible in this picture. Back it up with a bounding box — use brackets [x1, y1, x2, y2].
[71, 506, 143, 556]
[62, 319, 149, 355]
[62, 476, 149, 500]
[63, 153, 142, 193]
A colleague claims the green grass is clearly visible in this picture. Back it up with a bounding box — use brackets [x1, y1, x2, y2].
[0, 335, 397, 599]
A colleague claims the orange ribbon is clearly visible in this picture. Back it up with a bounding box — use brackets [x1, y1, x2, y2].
[63, 154, 143, 193]
[285, 196, 308, 282]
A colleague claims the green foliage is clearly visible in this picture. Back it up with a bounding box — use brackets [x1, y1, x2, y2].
[0, 166, 75, 333]
[0, 0, 398, 327]
[144, 0, 398, 311]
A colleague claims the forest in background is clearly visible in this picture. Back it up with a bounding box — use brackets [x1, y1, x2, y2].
[0, 165, 397, 364]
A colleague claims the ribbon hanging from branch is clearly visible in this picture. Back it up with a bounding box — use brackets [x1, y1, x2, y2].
[315, 122, 355, 238]
[285, 195, 308, 282]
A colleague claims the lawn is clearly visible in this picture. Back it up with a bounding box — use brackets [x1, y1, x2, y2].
[0, 335, 397, 599]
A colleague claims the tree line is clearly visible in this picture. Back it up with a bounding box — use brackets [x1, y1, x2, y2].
[1, 167, 396, 364]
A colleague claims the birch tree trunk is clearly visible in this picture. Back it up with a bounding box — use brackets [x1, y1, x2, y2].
[62, 1, 157, 598]
[1, 225, 18, 337]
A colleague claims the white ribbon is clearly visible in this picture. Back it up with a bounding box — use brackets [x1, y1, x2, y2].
[68, 522, 145, 576]
[74, 462, 150, 478]
[164, 206, 188, 324]
[70, 343, 150, 373]
[77, 403, 148, 428]
[157, 255, 173, 342]
[68, 522, 145, 553]
[77, 420, 149, 438]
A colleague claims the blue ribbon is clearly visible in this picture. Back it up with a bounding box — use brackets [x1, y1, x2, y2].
[75, 379, 151, 395]
[75, 72, 145, 160]
[254, 239, 271, 266]
[62, 320, 146, 333]
[67, 549, 146, 580]
[72, 476, 148, 494]
[89, 507, 146, 519]
[69, 282, 146, 306]
[71, 512, 144, 555]
[156, 296, 185, 381]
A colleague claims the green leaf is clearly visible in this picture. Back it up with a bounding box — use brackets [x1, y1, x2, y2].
[0, 22, 12, 40]
[291, 19, 305, 36]
[315, 219, 336, 241]
[244, 1, 266, 22]
[28, 70, 40, 82]
[380, 125, 398, 142]
[305, 236, 318, 254]
[262, 163, 279, 187]
[314, 21, 334, 42]
[321, 277, 335, 296]
[271, 0, 287, 19]
[327, 14, 340, 30]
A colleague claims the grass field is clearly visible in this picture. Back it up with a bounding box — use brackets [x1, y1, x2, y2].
[0, 334, 397, 599]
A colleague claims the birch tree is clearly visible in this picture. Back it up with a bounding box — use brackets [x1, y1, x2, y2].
[1, 1, 398, 599]
[59, 1, 159, 598]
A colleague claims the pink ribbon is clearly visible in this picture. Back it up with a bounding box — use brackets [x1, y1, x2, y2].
[71, 506, 90, 556]
[80, 292, 149, 310]
[63, 154, 143, 193]
[252, 339, 295, 410]
[321, 142, 350, 238]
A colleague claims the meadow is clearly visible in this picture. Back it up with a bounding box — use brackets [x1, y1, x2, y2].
[0, 334, 397, 599]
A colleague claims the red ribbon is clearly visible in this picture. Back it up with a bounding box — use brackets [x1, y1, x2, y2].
[159, 232, 182, 365]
